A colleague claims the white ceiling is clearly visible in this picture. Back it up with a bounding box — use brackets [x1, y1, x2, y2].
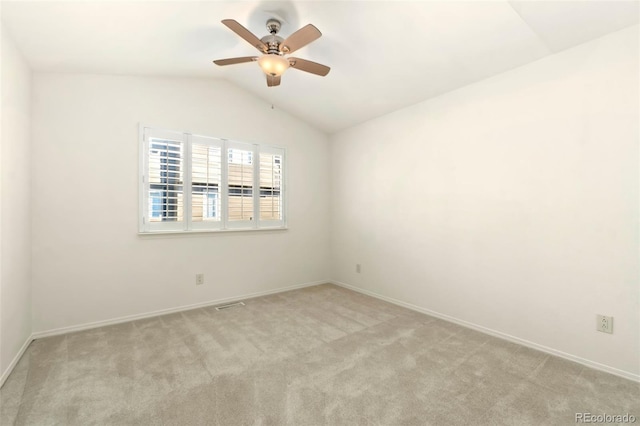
[2, 1, 638, 133]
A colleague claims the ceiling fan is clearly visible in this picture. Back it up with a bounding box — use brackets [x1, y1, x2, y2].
[213, 19, 330, 87]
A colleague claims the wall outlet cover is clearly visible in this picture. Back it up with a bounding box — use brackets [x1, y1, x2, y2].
[196, 273, 205, 285]
[596, 314, 613, 334]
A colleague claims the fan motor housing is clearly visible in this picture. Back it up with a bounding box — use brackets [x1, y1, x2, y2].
[261, 34, 284, 54]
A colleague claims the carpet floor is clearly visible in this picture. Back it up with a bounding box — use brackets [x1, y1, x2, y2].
[1, 284, 638, 425]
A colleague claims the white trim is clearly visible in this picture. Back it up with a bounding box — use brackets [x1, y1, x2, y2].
[221, 137, 229, 230]
[2, 280, 325, 388]
[183, 134, 193, 231]
[330, 280, 640, 383]
[0, 334, 34, 389]
[281, 147, 288, 229]
[137, 226, 287, 237]
[138, 125, 146, 232]
[31, 280, 328, 340]
[6, 280, 637, 388]
[252, 144, 260, 228]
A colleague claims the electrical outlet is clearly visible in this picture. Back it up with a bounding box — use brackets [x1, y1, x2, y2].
[596, 314, 613, 334]
[356, 264, 361, 273]
[196, 273, 204, 286]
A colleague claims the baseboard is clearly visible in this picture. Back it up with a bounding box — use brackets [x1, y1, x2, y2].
[0, 334, 34, 389]
[31, 279, 328, 340]
[330, 280, 640, 383]
[15, 279, 638, 385]
[2, 280, 327, 388]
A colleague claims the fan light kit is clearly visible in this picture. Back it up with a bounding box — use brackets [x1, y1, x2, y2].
[258, 54, 289, 77]
[213, 18, 330, 87]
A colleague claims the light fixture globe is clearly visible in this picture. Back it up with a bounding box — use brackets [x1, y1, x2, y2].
[258, 54, 289, 77]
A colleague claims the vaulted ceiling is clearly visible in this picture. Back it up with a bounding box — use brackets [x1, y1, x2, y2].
[2, 1, 638, 133]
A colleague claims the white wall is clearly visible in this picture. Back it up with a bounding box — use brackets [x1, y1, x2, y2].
[0, 26, 32, 378]
[331, 26, 639, 378]
[31, 73, 330, 332]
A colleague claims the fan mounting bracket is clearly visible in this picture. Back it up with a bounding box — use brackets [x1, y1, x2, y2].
[266, 19, 281, 35]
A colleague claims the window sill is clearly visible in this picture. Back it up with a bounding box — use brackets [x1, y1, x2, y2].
[138, 227, 288, 237]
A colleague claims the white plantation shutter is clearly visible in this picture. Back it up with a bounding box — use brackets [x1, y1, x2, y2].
[191, 135, 223, 230]
[226, 141, 256, 228]
[141, 128, 186, 232]
[259, 146, 284, 227]
[140, 126, 285, 233]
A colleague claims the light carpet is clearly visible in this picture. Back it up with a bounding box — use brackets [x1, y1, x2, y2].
[1, 284, 638, 425]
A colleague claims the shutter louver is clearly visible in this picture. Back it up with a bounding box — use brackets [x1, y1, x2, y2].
[227, 147, 254, 222]
[259, 152, 283, 221]
[192, 142, 221, 223]
[147, 138, 184, 224]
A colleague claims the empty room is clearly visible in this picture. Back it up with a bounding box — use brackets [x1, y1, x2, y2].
[1, 0, 639, 424]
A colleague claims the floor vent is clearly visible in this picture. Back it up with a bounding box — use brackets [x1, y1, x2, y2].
[215, 301, 246, 311]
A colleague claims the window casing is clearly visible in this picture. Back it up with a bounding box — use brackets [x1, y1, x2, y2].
[140, 127, 285, 233]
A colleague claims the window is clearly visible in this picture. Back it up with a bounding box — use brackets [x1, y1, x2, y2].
[140, 127, 285, 233]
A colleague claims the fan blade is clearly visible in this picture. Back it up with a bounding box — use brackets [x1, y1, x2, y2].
[279, 24, 321, 54]
[288, 57, 330, 76]
[267, 75, 281, 87]
[221, 19, 267, 53]
[213, 56, 257, 66]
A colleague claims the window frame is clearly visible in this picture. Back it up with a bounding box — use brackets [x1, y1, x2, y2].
[139, 125, 286, 234]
